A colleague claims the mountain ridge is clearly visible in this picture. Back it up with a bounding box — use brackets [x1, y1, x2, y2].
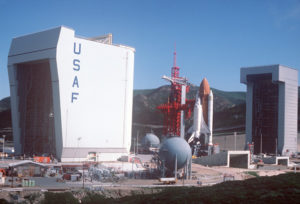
[3, 86, 298, 141]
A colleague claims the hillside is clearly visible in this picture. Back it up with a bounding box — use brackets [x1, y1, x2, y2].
[2, 86, 300, 143]
[132, 85, 246, 138]
[2, 86, 299, 143]
[0, 97, 12, 140]
[0, 87, 247, 142]
[0, 97, 10, 112]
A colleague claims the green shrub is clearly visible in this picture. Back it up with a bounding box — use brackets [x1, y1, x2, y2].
[0, 198, 9, 204]
[116, 173, 300, 204]
[41, 192, 79, 204]
[245, 171, 260, 177]
[39, 173, 300, 204]
[81, 192, 112, 204]
[24, 193, 41, 204]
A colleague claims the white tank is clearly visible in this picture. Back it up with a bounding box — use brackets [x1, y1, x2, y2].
[159, 137, 191, 170]
[141, 133, 160, 148]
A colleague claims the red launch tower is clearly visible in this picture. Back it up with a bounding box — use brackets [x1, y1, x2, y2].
[157, 49, 194, 137]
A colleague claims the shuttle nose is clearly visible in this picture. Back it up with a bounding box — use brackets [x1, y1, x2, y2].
[199, 78, 210, 97]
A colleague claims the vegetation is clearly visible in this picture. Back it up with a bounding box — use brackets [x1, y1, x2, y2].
[245, 171, 260, 177]
[0, 198, 9, 204]
[27, 173, 300, 204]
[1, 173, 298, 203]
[81, 192, 113, 204]
[0, 97, 10, 112]
[41, 192, 79, 204]
[24, 193, 41, 204]
[115, 173, 300, 204]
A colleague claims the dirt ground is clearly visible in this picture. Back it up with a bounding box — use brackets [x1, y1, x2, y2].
[0, 163, 297, 202]
[1, 132, 299, 202]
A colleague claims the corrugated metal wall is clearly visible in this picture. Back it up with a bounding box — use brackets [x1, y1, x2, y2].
[16, 60, 56, 156]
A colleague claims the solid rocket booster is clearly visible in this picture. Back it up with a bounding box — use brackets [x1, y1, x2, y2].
[188, 96, 202, 143]
[208, 90, 213, 145]
[193, 97, 202, 138]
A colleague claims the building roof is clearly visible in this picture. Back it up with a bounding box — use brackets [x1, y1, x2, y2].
[240, 64, 298, 84]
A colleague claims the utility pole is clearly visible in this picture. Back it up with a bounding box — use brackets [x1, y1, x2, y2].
[234, 132, 237, 151]
[131, 157, 134, 179]
[136, 130, 139, 155]
[174, 154, 177, 180]
[11, 167, 14, 188]
[75, 137, 81, 161]
[133, 138, 136, 155]
[162, 160, 165, 178]
[49, 113, 54, 155]
[2, 135, 5, 161]
[260, 133, 263, 155]
[82, 162, 85, 189]
[275, 138, 278, 156]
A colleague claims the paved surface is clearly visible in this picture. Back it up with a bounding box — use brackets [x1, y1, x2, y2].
[0, 163, 223, 190]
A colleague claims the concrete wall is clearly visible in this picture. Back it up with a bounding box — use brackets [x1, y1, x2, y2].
[262, 156, 289, 166]
[193, 151, 228, 167]
[193, 150, 250, 169]
[227, 151, 250, 169]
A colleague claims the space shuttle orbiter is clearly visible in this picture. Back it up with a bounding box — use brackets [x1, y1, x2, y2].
[188, 78, 213, 145]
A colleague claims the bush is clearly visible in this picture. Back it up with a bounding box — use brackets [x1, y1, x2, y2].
[24, 193, 41, 204]
[116, 173, 300, 204]
[0, 198, 9, 204]
[81, 192, 113, 204]
[245, 171, 260, 177]
[41, 192, 79, 204]
[39, 173, 300, 204]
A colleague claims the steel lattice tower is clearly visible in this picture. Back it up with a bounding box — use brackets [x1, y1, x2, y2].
[157, 48, 194, 137]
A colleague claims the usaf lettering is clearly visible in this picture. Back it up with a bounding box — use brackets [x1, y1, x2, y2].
[72, 42, 81, 103]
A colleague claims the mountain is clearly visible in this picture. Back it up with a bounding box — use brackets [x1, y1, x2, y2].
[1, 86, 300, 146]
[132, 85, 246, 138]
[0, 97, 10, 112]
[0, 97, 11, 129]
[0, 97, 12, 141]
[0, 87, 246, 141]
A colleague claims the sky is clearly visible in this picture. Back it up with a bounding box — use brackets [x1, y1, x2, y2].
[0, 0, 300, 100]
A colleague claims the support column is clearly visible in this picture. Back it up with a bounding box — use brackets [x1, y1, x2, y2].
[245, 82, 253, 150]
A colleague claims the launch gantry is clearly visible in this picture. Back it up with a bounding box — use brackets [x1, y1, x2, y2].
[157, 48, 194, 138]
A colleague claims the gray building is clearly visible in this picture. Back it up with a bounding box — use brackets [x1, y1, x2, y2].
[240, 65, 298, 156]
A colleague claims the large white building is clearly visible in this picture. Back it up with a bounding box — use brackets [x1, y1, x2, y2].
[240, 65, 298, 156]
[8, 26, 135, 161]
